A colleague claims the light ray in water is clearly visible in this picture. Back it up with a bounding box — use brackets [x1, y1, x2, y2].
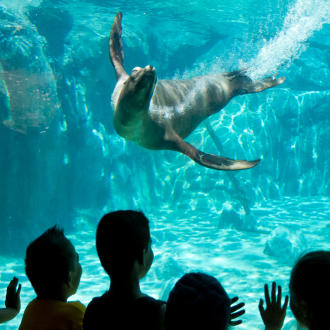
[246, 0, 330, 79]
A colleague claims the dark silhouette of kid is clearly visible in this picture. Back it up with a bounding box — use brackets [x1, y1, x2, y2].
[83, 210, 166, 330]
[259, 250, 330, 330]
[19, 226, 85, 330]
[289, 250, 330, 329]
[165, 272, 245, 330]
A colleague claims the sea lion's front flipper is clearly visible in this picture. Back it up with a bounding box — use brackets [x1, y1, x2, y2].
[166, 130, 260, 171]
[109, 11, 126, 80]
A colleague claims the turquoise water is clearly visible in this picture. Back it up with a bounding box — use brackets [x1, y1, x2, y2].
[0, 0, 329, 329]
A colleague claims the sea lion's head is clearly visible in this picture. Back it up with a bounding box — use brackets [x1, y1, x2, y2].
[118, 65, 157, 110]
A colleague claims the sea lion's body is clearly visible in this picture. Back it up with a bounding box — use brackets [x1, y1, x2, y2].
[149, 76, 232, 143]
[110, 12, 285, 170]
[114, 73, 242, 147]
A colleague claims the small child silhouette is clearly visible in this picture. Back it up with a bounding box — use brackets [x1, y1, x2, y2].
[19, 226, 85, 330]
[83, 210, 166, 330]
[259, 250, 330, 330]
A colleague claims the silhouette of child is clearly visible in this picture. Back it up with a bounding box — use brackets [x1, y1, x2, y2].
[19, 226, 85, 330]
[0, 277, 21, 324]
[165, 272, 245, 330]
[259, 250, 330, 330]
[83, 210, 166, 330]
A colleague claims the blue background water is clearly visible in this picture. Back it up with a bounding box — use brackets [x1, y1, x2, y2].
[0, 0, 329, 328]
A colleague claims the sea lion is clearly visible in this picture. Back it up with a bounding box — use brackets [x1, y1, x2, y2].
[109, 12, 285, 170]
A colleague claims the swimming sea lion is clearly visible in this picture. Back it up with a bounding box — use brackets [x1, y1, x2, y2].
[109, 12, 285, 171]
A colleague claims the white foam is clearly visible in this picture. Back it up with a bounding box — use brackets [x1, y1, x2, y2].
[247, 0, 330, 79]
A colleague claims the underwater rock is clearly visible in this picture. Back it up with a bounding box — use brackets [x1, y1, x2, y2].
[218, 207, 257, 231]
[0, 6, 60, 134]
[154, 256, 185, 281]
[27, 5, 73, 58]
[264, 227, 308, 265]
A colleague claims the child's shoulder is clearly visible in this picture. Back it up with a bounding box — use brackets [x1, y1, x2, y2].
[67, 301, 86, 313]
[138, 294, 166, 306]
[26, 299, 86, 313]
[20, 299, 86, 330]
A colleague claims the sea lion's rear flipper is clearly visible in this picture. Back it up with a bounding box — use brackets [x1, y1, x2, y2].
[109, 11, 126, 80]
[167, 130, 260, 171]
[196, 151, 260, 170]
[227, 71, 286, 95]
[249, 75, 286, 93]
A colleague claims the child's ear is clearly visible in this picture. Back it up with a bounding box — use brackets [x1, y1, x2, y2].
[294, 299, 309, 328]
[300, 300, 310, 327]
[67, 271, 74, 288]
[135, 249, 147, 267]
[136, 249, 145, 265]
[142, 248, 148, 268]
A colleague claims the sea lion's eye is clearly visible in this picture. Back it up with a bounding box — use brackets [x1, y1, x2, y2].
[132, 67, 142, 74]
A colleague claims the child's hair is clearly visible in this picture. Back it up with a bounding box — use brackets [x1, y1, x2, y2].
[96, 210, 150, 279]
[289, 250, 330, 329]
[165, 272, 231, 330]
[25, 226, 76, 296]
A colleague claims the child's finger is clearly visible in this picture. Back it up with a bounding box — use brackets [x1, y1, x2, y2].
[17, 283, 22, 295]
[277, 285, 282, 306]
[230, 296, 239, 304]
[258, 298, 265, 314]
[264, 284, 270, 306]
[231, 302, 245, 313]
[7, 277, 18, 290]
[271, 282, 276, 302]
[229, 319, 243, 326]
[231, 309, 245, 319]
[282, 295, 289, 311]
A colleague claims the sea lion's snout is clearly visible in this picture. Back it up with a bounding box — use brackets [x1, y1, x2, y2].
[142, 65, 157, 84]
[143, 65, 156, 78]
[145, 65, 155, 72]
[130, 66, 156, 81]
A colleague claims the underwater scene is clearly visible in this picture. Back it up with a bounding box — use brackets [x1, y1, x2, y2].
[0, 0, 329, 328]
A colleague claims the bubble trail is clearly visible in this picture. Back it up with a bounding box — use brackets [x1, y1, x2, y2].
[247, 0, 330, 79]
